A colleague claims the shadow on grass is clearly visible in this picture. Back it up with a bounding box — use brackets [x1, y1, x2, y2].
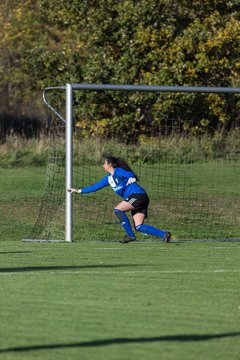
[0, 264, 146, 273]
[0, 332, 239, 353]
[0, 251, 33, 255]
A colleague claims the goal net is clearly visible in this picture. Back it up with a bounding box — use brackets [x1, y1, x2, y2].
[28, 85, 240, 242]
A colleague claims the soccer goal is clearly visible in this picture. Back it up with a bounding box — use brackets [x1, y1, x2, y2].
[26, 84, 240, 243]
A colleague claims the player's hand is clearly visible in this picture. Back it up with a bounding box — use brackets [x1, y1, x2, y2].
[126, 177, 136, 186]
[68, 188, 81, 194]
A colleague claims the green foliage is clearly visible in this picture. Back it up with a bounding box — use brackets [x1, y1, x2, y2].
[75, 128, 240, 165]
[0, 0, 46, 114]
[0, 0, 239, 136]
[1, 128, 239, 167]
[0, 135, 48, 167]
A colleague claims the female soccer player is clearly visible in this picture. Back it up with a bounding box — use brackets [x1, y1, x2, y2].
[68, 156, 171, 243]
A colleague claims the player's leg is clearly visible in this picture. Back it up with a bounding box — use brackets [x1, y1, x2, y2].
[133, 212, 171, 242]
[113, 201, 136, 240]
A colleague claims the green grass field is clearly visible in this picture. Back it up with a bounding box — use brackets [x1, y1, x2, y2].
[0, 241, 240, 360]
[0, 167, 240, 359]
[0, 167, 46, 242]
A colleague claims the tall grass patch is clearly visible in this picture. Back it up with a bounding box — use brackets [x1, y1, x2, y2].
[1, 128, 239, 168]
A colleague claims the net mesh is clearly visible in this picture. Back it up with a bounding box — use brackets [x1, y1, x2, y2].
[29, 90, 240, 241]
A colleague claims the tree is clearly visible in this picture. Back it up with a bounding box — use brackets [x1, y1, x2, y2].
[1, 0, 239, 136]
[0, 1, 41, 114]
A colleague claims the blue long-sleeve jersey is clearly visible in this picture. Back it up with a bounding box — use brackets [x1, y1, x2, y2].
[81, 167, 146, 199]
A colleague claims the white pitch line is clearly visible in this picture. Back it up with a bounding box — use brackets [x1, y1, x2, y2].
[55, 269, 240, 274]
[1, 269, 240, 276]
[95, 246, 240, 250]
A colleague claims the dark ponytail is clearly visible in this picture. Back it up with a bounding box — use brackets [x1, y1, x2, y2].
[105, 156, 138, 180]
